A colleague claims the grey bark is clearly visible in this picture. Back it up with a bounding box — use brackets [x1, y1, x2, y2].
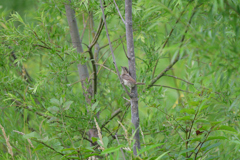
[65, 2, 98, 145]
[125, 0, 141, 155]
[65, 4, 89, 83]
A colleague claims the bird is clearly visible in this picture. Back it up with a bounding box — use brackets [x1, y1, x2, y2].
[120, 66, 144, 88]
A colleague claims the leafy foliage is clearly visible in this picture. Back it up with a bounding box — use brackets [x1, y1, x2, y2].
[1, 0, 240, 159]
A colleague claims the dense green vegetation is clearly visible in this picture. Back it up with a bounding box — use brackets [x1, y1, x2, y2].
[1, 0, 240, 159]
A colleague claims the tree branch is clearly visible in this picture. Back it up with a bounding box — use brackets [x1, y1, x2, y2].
[125, 0, 141, 154]
[148, 5, 198, 89]
[99, 35, 125, 50]
[152, 2, 191, 78]
[113, 0, 126, 24]
[164, 74, 194, 85]
[101, 108, 122, 129]
[152, 85, 193, 93]
[99, 0, 132, 97]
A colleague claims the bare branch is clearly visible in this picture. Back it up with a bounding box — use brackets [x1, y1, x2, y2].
[125, 0, 141, 154]
[164, 74, 194, 85]
[32, 31, 64, 61]
[152, 2, 192, 78]
[96, 63, 117, 75]
[80, 14, 89, 41]
[152, 85, 193, 93]
[147, 57, 180, 89]
[99, 0, 132, 97]
[120, 36, 129, 59]
[101, 108, 122, 129]
[97, 43, 120, 75]
[113, 0, 126, 24]
[115, 134, 126, 160]
[89, 18, 104, 49]
[148, 5, 198, 89]
[99, 35, 125, 50]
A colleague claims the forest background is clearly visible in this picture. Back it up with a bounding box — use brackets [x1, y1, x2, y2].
[1, 0, 240, 159]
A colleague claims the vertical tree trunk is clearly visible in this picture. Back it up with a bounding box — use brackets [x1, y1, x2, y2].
[125, 0, 141, 155]
[65, 4, 90, 98]
[65, 2, 98, 146]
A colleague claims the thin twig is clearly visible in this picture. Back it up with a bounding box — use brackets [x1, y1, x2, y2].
[115, 134, 126, 160]
[99, 0, 132, 97]
[152, 85, 193, 93]
[96, 63, 117, 75]
[10, 52, 32, 83]
[34, 139, 65, 156]
[149, 104, 186, 132]
[80, 15, 89, 41]
[99, 35, 125, 50]
[164, 74, 194, 85]
[113, 0, 126, 24]
[148, 57, 180, 89]
[123, 97, 130, 102]
[101, 108, 122, 129]
[120, 36, 128, 59]
[90, 18, 104, 49]
[148, 4, 199, 89]
[114, 104, 131, 135]
[97, 43, 120, 75]
[87, 48, 97, 96]
[152, 2, 191, 78]
[32, 31, 64, 61]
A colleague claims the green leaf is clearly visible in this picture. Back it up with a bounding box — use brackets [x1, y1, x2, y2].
[50, 98, 60, 106]
[101, 145, 124, 154]
[23, 132, 41, 139]
[84, 153, 100, 159]
[199, 105, 209, 112]
[180, 108, 195, 114]
[155, 151, 170, 160]
[62, 151, 79, 158]
[32, 144, 44, 153]
[195, 119, 210, 124]
[177, 116, 191, 121]
[199, 100, 208, 111]
[179, 148, 195, 156]
[47, 117, 58, 123]
[228, 97, 240, 111]
[64, 157, 81, 159]
[191, 137, 201, 142]
[147, 21, 160, 31]
[204, 142, 221, 152]
[91, 137, 98, 143]
[60, 97, 63, 105]
[210, 121, 222, 126]
[102, 137, 109, 148]
[189, 101, 199, 106]
[230, 140, 240, 145]
[60, 148, 76, 151]
[91, 101, 99, 111]
[194, 83, 201, 89]
[138, 143, 164, 156]
[206, 136, 227, 141]
[215, 126, 237, 133]
[47, 106, 59, 114]
[63, 101, 73, 110]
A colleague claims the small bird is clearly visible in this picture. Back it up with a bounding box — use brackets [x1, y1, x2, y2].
[120, 66, 144, 88]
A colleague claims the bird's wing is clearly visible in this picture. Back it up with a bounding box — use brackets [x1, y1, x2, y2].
[122, 74, 136, 83]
